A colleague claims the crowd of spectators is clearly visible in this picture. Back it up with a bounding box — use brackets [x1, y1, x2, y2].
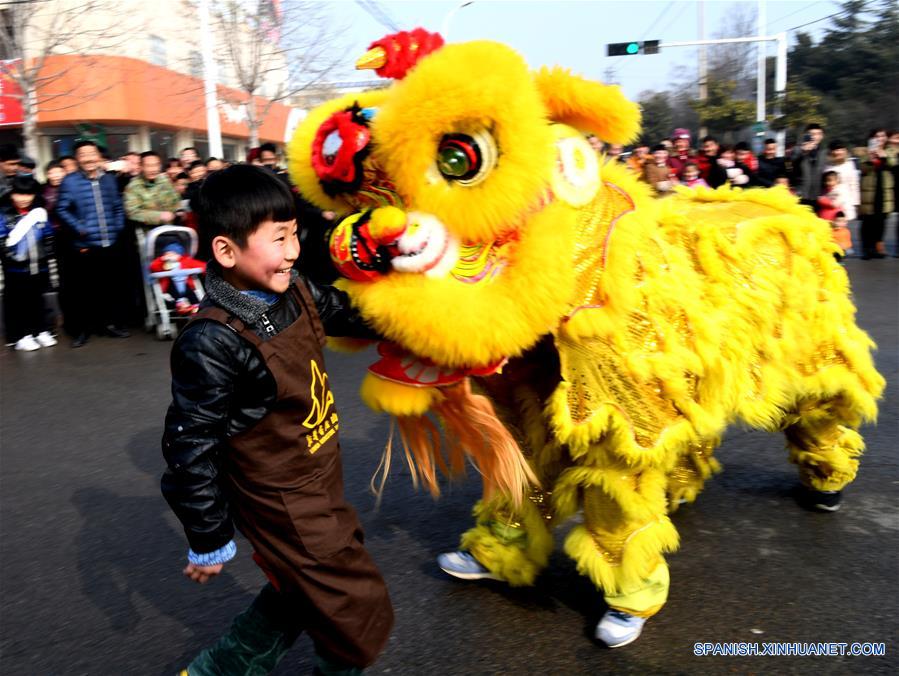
[612, 125, 899, 260]
[0, 140, 333, 351]
[1, 123, 897, 352]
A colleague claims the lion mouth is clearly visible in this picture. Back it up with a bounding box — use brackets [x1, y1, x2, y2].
[391, 211, 459, 277]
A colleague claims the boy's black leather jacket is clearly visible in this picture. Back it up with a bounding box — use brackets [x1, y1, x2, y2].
[161, 264, 375, 554]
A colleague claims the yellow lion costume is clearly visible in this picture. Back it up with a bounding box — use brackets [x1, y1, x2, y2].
[288, 30, 884, 645]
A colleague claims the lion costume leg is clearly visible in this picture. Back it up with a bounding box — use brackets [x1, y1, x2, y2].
[665, 439, 722, 513]
[784, 396, 866, 494]
[459, 489, 555, 586]
[561, 464, 679, 617]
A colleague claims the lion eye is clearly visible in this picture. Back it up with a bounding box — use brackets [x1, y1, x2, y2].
[435, 130, 497, 186]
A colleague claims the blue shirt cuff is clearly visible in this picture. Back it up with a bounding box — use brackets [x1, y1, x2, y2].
[188, 540, 237, 566]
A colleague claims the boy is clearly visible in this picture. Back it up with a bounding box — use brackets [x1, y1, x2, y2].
[162, 165, 393, 675]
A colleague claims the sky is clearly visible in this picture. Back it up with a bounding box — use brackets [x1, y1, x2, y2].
[328, 0, 841, 99]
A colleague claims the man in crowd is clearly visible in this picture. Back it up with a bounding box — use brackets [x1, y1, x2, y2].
[59, 155, 79, 174]
[124, 151, 181, 230]
[179, 147, 200, 171]
[1, 143, 21, 198]
[117, 151, 141, 192]
[756, 139, 786, 187]
[668, 128, 694, 179]
[258, 143, 282, 171]
[695, 136, 728, 188]
[792, 123, 828, 206]
[627, 144, 649, 174]
[56, 140, 129, 347]
[205, 157, 224, 172]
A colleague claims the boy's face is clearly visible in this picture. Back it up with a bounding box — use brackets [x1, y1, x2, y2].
[215, 219, 300, 294]
[683, 166, 699, 181]
[825, 174, 838, 189]
[11, 192, 35, 210]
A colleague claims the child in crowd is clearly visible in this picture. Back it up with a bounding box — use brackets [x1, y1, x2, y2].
[162, 165, 393, 675]
[817, 171, 852, 223]
[642, 144, 677, 195]
[831, 211, 854, 260]
[717, 145, 752, 187]
[148, 242, 206, 315]
[680, 162, 709, 189]
[0, 176, 57, 351]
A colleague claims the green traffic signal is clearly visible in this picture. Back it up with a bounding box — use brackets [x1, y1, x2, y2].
[606, 40, 661, 57]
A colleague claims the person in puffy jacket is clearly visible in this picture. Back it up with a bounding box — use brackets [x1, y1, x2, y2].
[0, 175, 57, 351]
[55, 140, 128, 347]
[161, 165, 393, 675]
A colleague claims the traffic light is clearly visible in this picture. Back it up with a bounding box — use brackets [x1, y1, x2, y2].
[607, 40, 660, 56]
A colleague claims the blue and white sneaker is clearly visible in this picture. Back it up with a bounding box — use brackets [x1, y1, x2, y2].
[437, 551, 500, 581]
[595, 609, 647, 648]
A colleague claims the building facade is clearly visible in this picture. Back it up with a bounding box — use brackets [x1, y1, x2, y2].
[1, 0, 293, 167]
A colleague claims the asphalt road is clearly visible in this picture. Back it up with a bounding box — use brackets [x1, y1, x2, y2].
[1, 259, 897, 675]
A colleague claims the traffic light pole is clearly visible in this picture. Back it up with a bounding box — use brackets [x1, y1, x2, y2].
[658, 33, 788, 153]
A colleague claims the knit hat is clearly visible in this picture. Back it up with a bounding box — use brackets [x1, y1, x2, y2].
[672, 128, 691, 141]
[163, 242, 186, 256]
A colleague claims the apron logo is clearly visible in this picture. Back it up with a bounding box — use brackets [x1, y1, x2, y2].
[303, 360, 337, 454]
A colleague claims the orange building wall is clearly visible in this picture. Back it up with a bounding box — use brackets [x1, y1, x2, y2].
[36, 54, 290, 142]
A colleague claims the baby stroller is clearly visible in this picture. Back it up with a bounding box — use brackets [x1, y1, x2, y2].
[137, 226, 206, 340]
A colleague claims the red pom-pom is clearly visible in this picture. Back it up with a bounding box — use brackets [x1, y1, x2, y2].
[369, 28, 445, 80]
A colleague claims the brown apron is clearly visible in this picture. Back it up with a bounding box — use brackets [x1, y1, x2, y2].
[193, 279, 393, 668]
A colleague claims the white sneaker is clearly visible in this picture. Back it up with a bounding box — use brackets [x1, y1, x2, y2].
[595, 609, 647, 648]
[35, 331, 58, 347]
[14, 335, 40, 351]
[437, 551, 501, 581]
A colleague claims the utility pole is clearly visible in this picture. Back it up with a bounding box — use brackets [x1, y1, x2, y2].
[199, 0, 223, 158]
[755, 0, 767, 154]
[646, 35, 788, 154]
[698, 0, 707, 138]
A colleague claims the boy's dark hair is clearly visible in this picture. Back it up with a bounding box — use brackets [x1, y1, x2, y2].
[73, 140, 99, 153]
[822, 170, 839, 188]
[197, 164, 296, 247]
[189, 160, 206, 171]
[181, 146, 198, 154]
[684, 161, 699, 170]
[45, 160, 63, 173]
[205, 156, 219, 165]
[10, 174, 42, 196]
[651, 143, 667, 153]
[805, 123, 824, 132]
[175, 172, 190, 181]
[258, 142, 277, 155]
[140, 150, 161, 161]
[700, 135, 718, 144]
[58, 154, 76, 163]
[764, 138, 776, 145]
[828, 140, 847, 151]
[167, 157, 181, 167]
[734, 141, 750, 152]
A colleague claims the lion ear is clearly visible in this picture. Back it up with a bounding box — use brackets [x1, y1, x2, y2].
[534, 67, 641, 144]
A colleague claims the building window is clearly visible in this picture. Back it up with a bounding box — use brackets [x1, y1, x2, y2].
[150, 129, 176, 160]
[188, 51, 202, 79]
[149, 35, 167, 67]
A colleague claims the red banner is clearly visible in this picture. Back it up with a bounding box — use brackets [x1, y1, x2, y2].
[0, 60, 24, 126]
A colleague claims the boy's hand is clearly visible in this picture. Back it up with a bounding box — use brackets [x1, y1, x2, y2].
[183, 562, 223, 584]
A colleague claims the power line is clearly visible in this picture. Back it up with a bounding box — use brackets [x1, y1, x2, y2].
[353, 0, 401, 33]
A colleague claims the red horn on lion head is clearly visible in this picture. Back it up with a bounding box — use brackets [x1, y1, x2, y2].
[356, 28, 445, 81]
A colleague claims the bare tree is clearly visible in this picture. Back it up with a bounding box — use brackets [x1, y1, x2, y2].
[0, 0, 123, 161]
[213, 0, 346, 147]
[707, 4, 757, 100]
